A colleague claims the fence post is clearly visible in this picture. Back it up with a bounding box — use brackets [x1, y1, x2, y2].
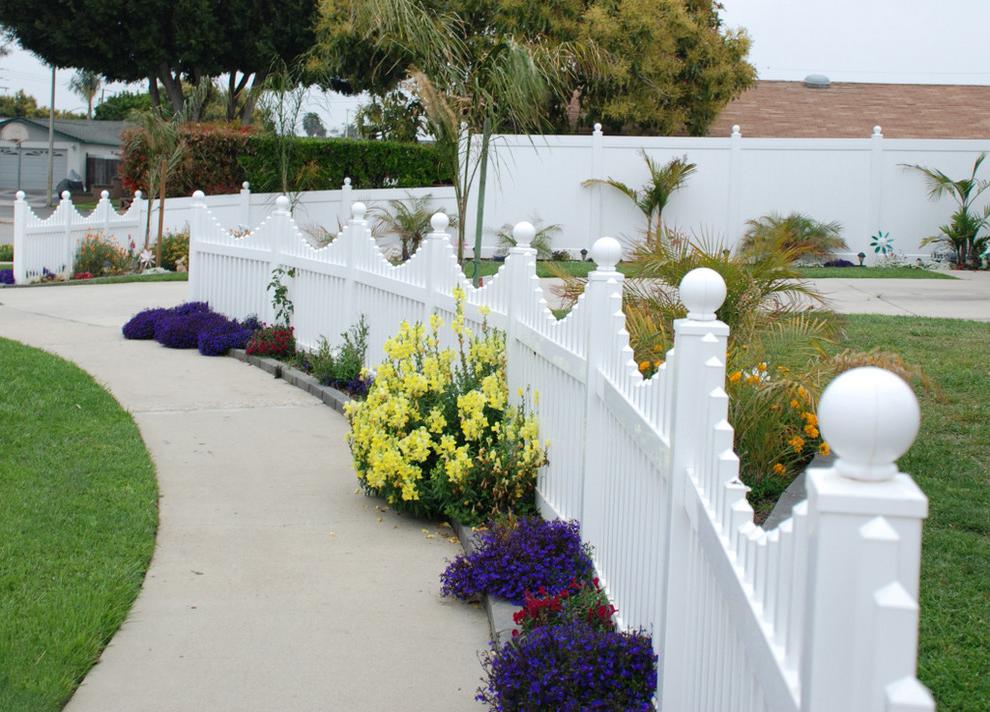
[578, 235, 624, 538]
[422, 212, 450, 322]
[268, 195, 292, 324]
[868, 126, 884, 258]
[61, 191, 73, 276]
[727, 124, 743, 243]
[99, 189, 111, 237]
[13, 191, 27, 284]
[340, 177, 353, 228]
[341, 201, 365, 333]
[240, 181, 251, 229]
[659, 267, 729, 708]
[504, 222, 538, 403]
[801, 367, 934, 712]
[188, 190, 206, 301]
[589, 123, 604, 251]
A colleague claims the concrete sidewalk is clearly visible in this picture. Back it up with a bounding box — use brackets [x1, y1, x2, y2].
[0, 283, 487, 712]
[539, 271, 990, 321]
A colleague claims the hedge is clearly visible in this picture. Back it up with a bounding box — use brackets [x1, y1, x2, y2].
[120, 126, 453, 198]
[238, 135, 453, 191]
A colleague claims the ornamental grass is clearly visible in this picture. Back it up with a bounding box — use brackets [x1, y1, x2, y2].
[344, 288, 547, 525]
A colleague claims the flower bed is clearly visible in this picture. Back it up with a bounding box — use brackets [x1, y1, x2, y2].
[122, 302, 258, 356]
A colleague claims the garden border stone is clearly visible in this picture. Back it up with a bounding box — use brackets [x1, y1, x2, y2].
[226, 347, 517, 645]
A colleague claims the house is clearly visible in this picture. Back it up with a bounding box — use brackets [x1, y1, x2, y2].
[0, 118, 127, 193]
[707, 79, 990, 138]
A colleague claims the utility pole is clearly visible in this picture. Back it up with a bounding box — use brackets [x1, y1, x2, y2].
[47, 65, 56, 207]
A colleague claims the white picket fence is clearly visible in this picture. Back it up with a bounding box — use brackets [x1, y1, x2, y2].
[189, 193, 934, 711]
[11, 190, 148, 283]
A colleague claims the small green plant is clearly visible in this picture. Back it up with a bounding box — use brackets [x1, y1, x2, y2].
[369, 194, 456, 261]
[740, 213, 847, 263]
[154, 228, 189, 271]
[308, 316, 369, 387]
[267, 266, 296, 327]
[0, 244, 13, 262]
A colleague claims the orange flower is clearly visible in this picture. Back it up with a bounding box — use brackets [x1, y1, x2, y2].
[803, 424, 820, 439]
[788, 435, 805, 452]
[790, 399, 800, 410]
[773, 463, 786, 475]
[729, 371, 742, 383]
[818, 442, 830, 457]
[802, 412, 818, 426]
[639, 361, 650, 372]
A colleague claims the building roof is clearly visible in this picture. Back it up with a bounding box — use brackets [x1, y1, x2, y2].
[707, 81, 990, 139]
[0, 117, 127, 146]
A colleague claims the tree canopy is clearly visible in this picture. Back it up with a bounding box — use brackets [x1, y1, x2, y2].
[0, 1, 317, 122]
[313, 0, 755, 136]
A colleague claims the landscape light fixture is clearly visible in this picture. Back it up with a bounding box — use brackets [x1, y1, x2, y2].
[857, 252, 866, 267]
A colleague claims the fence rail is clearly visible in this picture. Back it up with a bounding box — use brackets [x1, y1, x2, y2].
[189, 193, 935, 711]
[12, 190, 146, 282]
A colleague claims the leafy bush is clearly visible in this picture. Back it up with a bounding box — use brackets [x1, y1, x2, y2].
[307, 316, 369, 388]
[74, 232, 130, 277]
[740, 213, 847, 263]
[345, 291, 547, 524]
[512, 578, 616, 636]
[0, 244, 12, 261]
[440, 518, 594, 605]
[823, 258, 856, 268]
[240, 135, 453, 192]
[246, 325, 296, 358]
[155, 229, 189, 271]
[120, 123, 253, 197]
[478, 622, 657, 711]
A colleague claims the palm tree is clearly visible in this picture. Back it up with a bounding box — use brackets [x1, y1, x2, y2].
[344, 0, 585, 284]
[739, 213, 847, 263]
[369, 193, 456, 261]
[583, 152, 697, 239]
[496, 218, 561, 260]
[69, 70, 102, 119]
[905, 153, 990, 267]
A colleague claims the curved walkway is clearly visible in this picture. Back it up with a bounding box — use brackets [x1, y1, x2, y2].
[0, 283, 487, 712]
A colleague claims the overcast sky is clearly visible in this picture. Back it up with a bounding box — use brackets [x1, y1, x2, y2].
[2, 1, 988, 127]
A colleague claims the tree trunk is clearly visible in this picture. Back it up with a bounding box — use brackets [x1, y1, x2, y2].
[148, 77, 162, 115]
[158, 64, 185, 116]
[471, 118, 492, 287]
[239, 69, 266, 125]
[87, 96, 93, 120]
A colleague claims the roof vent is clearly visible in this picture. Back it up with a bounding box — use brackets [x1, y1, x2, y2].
[804, 74, 831, 89]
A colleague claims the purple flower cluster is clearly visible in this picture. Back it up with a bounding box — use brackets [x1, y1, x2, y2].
[0, 269, 14, 285]
[441, 518, 594, 605]
[478, 622, 657, 711]
[122, 302, 258, 356]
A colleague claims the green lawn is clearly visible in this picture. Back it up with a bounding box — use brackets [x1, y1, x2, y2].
[0, 339, 158, 711]
[71, 197, 123, 213]
[0, 262, 11, 270]
[21, 272, 188, 287]
[837, 315, 989, 710]
[797, 266, 956, 279]
[468, 259, 626, 279]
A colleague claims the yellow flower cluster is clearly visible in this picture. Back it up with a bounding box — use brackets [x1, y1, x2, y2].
[345, 290, 548, 524]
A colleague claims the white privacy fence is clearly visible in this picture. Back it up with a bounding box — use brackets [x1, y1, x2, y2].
[189, 194, 934, 711]
[470, 126, 990, 260]
[12, 189, 147, 283]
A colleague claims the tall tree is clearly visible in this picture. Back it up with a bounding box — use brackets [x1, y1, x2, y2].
[302, 112, 327, 137]
[0, 1, 316, 123]
[68, 69, 102, 119]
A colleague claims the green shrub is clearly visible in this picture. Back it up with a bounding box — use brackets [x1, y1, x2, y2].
[120, 123, 253, 197]
[239, 135, 454, 192]
[74, 232, 131, 276]
[307, 317, 370, 387]
[154, 229, 189, 271]
[0, 244, 12, 262]
[740, 213, 847, 263]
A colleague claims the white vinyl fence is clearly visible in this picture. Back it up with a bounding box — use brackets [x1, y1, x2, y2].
[12, 189, 147, 283]
[190, 194, 934, 711]
[469, 126, 990, 261]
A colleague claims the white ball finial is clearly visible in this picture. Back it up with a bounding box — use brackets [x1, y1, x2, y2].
[352, 201, 367, 220]
[15, 190, 25, 201]
[100, 190, 110, 200]
[593, 122, 603, 135]
[344, 177, 352, 187]
[61, 190, 71, 201]
[731, 124, 741, 137]
[591, 236, 622, 271]
[242, 181, 250, 190]
[275, 195, 290, 212]
[430, 212, 449, 233]
[192, 190, 205, 200]
[134, 190, 142, 200]
[873, 125, 883, 137]
[679, 268, 727, 321]
[818, 367, 920, 482]
[512, 221, 535, 247]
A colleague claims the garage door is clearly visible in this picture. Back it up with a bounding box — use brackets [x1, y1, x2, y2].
[0, 145, 69, 191]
